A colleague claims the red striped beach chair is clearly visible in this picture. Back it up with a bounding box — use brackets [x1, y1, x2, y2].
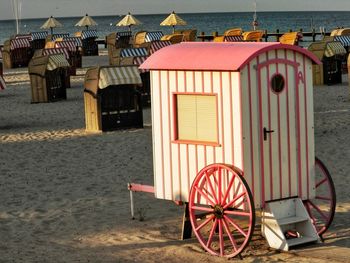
[2, 37, 32, 68]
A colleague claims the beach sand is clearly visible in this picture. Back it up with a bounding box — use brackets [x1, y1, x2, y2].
[0, 54, 349, 262]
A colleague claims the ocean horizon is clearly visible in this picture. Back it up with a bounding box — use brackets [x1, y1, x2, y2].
[1, 11, 350, 44]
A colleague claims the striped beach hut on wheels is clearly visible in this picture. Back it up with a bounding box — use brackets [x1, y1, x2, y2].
[128, 42, 337, 258]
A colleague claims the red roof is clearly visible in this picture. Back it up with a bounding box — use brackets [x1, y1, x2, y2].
[140, 42, 321, 71]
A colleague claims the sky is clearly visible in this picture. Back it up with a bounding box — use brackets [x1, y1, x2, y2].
[1, 0, 350, 20]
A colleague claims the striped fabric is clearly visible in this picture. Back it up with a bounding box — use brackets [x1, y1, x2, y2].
[15, 34, 31, 40]
[43, 48, 70, 60]
[224, 35, 244, 42]
[64, 37, 83, 47]
[56, 41, 78, 52]
[145, 31, 164, 42]
[47, 54, 70, 71]
[31, 31, 48, 40]
[324, 41, 347, 57]
[334, 36, 350, 47]
[10, 38, 31, 50]
[81, 30, 98, 39]
[149, 40, 172, 55]
[0, 76, 6, 90]
[133, 56, 148, 73]
[116, 31, 132, 38]
[120, 47, 148, 57]
[99, 66, 142, 89]
[52, 33, 70, 41]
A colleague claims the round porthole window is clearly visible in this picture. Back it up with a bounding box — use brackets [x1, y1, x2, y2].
[271, 74, 285, 93]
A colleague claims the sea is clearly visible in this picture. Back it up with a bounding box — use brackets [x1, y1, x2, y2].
[1, 11, 350, 46]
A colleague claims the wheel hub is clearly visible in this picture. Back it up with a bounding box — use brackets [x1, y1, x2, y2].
[213, 205, 224, 218]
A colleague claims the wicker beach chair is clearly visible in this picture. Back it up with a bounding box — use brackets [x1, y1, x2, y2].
[76, 30, 98, 56]
[0, 61, 6, 91]
[30, 31, 48, 51]
[133, 31, 148, 47]
[2, 38, 32, 68]
[223, 28, 242, 36]
[28, 53, 70, 103]
[83, 65, 143, 131]
[55, 40, 82, 71]
[161, 34, 184, 44]
[279, 32, 302, 45]
[242, 30, 264, 42]
[174, 29, 197, 41]
[308, 41, 346, 85]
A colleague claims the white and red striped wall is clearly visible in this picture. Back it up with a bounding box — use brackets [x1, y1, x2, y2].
[148, 44, 316, 208]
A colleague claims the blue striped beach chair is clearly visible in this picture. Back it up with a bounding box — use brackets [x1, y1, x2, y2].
[145, 31, 164, 42]
[120, 47, 148, 58]
[30, 31, 48, 50]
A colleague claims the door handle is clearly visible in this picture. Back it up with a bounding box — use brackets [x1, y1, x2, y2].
[263, 127, 274, 141]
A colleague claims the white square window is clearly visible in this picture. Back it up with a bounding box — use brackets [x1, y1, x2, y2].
[175, 94, 218, 144]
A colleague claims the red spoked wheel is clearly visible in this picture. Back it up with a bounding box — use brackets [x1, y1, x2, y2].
[189, 164, 255, 258]
[303, 157, 336, 236]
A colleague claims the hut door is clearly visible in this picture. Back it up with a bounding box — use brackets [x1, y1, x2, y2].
[257, 59, 300, 202]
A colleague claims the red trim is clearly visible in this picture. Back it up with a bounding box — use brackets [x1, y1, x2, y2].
[167, 71, 174, 199]
[267, 52, 273, 202]
[257, 58, 300, 71]
[303, 55, 310, 199]
[210, 71, 217, 165]
[294, 51, 302, 197]
[284, 50, 292, 197]
[220, 72, 225, 162]
[275, 51, 283, 199]
[201, 72, 207, 168]
[247, 62, 255, 203]
[175, 71, 182, 200]
[193, 71, 199, 176]
[158, 71, 165, 199]
[128, 183, 155, 193]
[140, 43, 322, 71]
[229, 72, 234, 165]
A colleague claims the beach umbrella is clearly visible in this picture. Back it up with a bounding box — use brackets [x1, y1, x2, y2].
[75, 14, 98, 30]
[160, 11, 187, 33]
[40, 16, 63, 35]
[116, 12, 142, 32]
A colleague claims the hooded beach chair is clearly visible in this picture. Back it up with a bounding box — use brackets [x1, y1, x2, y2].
[2, 37, 32, 68]
[28, 53, 70, 103]
[30, 31, 48, 51]
[76, 29, 98, 56]
[83, 65, 143, 131]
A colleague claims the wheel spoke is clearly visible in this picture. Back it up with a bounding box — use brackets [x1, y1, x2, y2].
[222, 217, 238, 251]
[195, 215, 215, 231]
[206, 218, 218, 248]
[315, 195, 331, 201]
[218, 167, 222, 204]
[194, 185, 216, 206]
[205, 172, 218, 203]
[315, 178, 327, 188]
[223, 191, 246, 210]
[218, 219, 224, 256]
[222, 172, 236, 206]
[224, 215, 248, 237]
[308, 200, 329, 221]
[191, 205, 214, 213]
[224, 210, 251, 217]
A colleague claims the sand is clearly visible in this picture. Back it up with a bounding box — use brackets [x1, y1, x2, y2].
[0, 54, 349, 262]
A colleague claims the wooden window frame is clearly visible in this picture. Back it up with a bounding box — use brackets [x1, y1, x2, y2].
[172, 92, 220, 146]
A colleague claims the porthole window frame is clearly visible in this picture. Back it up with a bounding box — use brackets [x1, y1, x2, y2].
[270, 73, 285, 94]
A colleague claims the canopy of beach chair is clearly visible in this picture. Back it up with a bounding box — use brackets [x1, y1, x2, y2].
[75, 14, 98, 30]
[160, 11, 187, 33]
[41, 16, 63, 34]
[116, 12, 142, 32]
